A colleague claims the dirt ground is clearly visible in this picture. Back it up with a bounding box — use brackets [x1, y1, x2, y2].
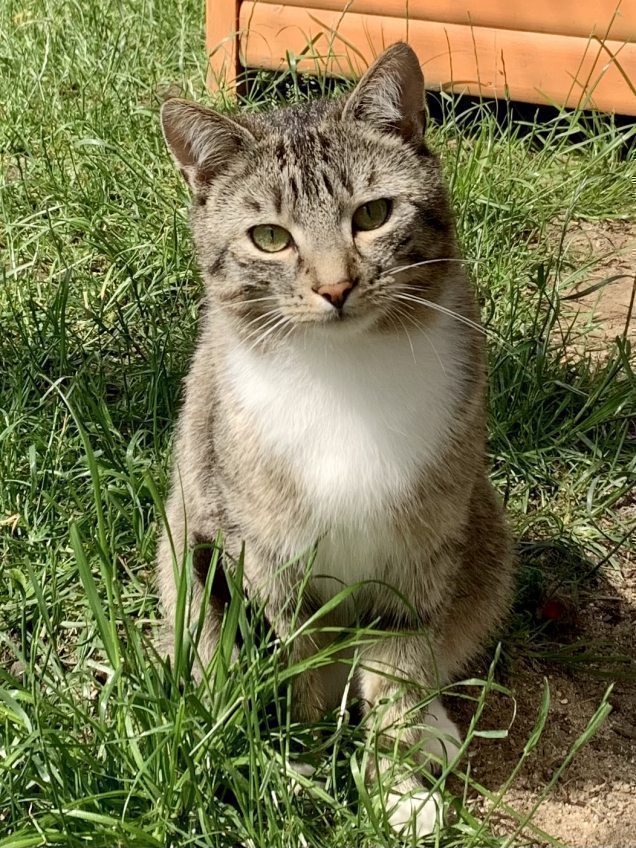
[455, 539, 635, 847]
[558, 219, 636, 353]
[453, 220, 635, 847]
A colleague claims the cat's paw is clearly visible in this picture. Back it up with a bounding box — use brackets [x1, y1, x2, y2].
[286, 759, 319, 795]
[387, 787, 442, 838]
[369, 699, 461, 839]
[420, 699, 462, 770]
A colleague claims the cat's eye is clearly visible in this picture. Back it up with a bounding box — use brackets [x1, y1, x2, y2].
[352, 198, 392, 232]
[250, 224, 292, 253]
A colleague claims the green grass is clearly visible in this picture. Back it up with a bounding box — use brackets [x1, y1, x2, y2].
[1, 0, 635, 845]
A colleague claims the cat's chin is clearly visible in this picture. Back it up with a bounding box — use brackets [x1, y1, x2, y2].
[306, 308, 382, 338]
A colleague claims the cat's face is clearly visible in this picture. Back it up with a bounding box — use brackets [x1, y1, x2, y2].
[162, 44, 455, 345]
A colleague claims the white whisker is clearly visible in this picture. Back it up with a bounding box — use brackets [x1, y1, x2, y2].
[384, 305, 417, 364]
[392, 292, 487, 336]
[242, 309, 285, 344]
[281, 319, 299, 344]
[242, 309, 281, 335]
[387, 302, 446, 374]
[247, 315, 291, 352]
[239, 295, 280, 306]
[380, 257, 477, 279]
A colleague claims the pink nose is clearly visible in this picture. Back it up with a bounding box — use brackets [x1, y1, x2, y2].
[313, 280, 355, 309]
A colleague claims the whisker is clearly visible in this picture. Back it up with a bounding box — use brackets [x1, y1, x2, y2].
[280, 320, 299, 345]
[392, 292, 487, 336]
[380, 257, 478, 279]
[379, 289, 517, 360]
[386, 302, 446, 373]
[387, 306, 417, 364]
[239, 295, 280, 306]
[242, 309, 285, 344]
[276, 319, 298, 347]
[247, 315, 291, 352]
[264, 316, 293, 348]
[242, 308, 282, 335]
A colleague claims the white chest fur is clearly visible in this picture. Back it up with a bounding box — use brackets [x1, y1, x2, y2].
[225, 318, 463, 590]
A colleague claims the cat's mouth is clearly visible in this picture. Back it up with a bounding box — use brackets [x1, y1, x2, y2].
[307, 302, 382, 335]
[323, 307, 349, 322]
[309, 298, 364, 325]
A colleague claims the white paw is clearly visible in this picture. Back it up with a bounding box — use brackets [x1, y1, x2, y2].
[286, 760, 317, 779]
[420, 699, 462, 768]
[388, 788, 442, 837]
[285, 760, 326, 795]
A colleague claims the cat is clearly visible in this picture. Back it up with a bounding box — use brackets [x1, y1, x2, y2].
[158, 42, 514, 837]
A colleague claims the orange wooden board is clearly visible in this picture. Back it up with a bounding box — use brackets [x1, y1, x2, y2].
[248, 0, 636, 43]
[238, 3, 636, 112]
[206, 0, 240, 88]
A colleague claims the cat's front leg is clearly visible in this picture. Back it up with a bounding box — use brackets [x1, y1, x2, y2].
[260, 584, 329, 724]
[155, 496, 228, 672]
[360, 632, 461, 838]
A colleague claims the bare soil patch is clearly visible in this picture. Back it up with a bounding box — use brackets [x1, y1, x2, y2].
[455, 539, 636, 847]
[558, 219, 636, 355]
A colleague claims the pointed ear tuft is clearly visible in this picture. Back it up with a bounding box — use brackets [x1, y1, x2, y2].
[342, 43, 426, 145]
[160, 99, 255, 189]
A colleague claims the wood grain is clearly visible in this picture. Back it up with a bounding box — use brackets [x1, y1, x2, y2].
[247, 0, 636, 43]
[238, 3, 636, 112]
[206, 0, 241, 90]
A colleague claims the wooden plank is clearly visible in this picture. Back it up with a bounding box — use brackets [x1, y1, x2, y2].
[249, 0, 636, 43]
[239, 3, 636, 113]
[206, 0, 241, 90]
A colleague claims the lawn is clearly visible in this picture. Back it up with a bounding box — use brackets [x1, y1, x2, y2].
[0, 0, 635, 846]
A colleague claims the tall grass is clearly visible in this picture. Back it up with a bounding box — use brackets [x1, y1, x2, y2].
[1, 0, 634, 844]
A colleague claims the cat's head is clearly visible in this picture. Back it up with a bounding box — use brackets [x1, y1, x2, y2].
[162, 43, 457, 345]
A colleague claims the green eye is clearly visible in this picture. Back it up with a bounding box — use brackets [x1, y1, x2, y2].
[352, 198, 392, 232]
[250, 224, 292, 253]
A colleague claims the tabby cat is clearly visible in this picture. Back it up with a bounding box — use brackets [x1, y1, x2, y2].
[158, 42, 514, 836]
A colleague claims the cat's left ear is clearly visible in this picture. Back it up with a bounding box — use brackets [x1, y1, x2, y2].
[342, 42, 426, 145]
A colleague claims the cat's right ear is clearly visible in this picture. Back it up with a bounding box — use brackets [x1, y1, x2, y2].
[161, 99, 255, 189]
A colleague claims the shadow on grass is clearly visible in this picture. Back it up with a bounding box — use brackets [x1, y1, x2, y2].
[449, 531, 635, 845]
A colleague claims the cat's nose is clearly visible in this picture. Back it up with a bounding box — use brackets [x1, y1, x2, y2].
[313, 280, 355, 309]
